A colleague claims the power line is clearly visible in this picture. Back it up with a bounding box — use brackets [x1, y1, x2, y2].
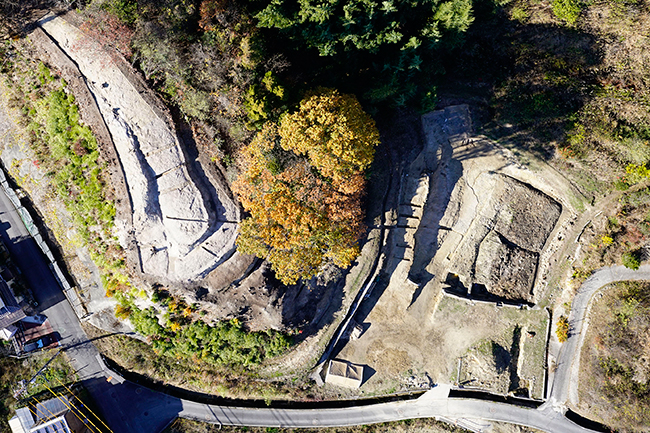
[55, 376, 114, 433]
[42, 381, 102, 433]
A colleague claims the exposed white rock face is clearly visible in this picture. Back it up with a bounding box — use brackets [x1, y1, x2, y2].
[39, 15, 237, 282]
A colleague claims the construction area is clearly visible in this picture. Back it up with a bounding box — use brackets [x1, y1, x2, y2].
[0, 11, 589, 404]
[0, 12, 355, 337]
[332, 105, 584, 399]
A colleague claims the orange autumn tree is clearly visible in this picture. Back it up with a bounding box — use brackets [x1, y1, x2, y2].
[234, 89, 379, 284]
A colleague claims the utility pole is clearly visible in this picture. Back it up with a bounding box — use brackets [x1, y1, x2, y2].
[14, 349, 61, 398]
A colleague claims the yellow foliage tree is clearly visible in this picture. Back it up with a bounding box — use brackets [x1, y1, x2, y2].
[234, 90, 379, 284]
[278, 88, 379, 189]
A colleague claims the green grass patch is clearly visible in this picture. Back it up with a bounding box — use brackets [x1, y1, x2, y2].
[115, 290, 291, 367]
[33, 89, 116, 238]
[19, 65, 127, 290]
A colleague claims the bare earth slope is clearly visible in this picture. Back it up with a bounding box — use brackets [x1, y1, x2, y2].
[38, 13, 239, 283]
[336, 105, 584, 396]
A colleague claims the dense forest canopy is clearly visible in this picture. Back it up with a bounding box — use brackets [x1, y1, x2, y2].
[256, 0, 473, 55]
[254, 0, 473, 106]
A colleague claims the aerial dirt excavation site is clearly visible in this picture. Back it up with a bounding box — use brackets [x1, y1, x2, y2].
[4, 5, 646, 433]
[39, 14, 240, 283]
[0, 0, 650, 433]
[2, 13, 587, 391]
[334, 105, 583, 398]
[1, 12, 371, 343]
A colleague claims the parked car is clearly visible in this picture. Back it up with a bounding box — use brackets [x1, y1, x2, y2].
[23, 333, 58, 353]
[20, 314, 47, 325]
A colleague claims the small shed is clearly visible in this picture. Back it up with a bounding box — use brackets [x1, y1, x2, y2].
[0, 324, 17, 340]
[325, 359, 364, 388]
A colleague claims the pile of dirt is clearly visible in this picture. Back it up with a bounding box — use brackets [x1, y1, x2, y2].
[460, 325, 529, 396]
[461, 342, 512, 394]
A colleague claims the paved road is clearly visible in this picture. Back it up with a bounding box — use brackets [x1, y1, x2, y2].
[178, 390, 596, 432]
[544, 265, 650, 410]
[0, 177, 611, 433]
[0, 184, 177, 433]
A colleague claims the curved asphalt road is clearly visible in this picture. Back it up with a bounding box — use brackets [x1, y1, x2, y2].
[0, 131, 642, 432]
[543, 265, 650, 410]
[178, 391, 596, 432]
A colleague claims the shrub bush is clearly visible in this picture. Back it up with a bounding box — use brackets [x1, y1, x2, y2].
[622, 251, 641, 270]
[556, 316, 569, 343]
[552, 0, 581, 24]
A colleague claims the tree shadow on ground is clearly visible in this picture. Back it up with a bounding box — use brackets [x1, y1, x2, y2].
[439, 0, 603, 160]
[279, 270, 346, 346]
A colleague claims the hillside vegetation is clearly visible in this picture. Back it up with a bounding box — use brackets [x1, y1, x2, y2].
[2, 0, 650, 411]
[580, 281, 650, 431]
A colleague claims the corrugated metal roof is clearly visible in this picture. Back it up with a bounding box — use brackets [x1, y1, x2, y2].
[30, 416, 72, 433]
[34, 397, 69, 423]
[9, 407, 34, 433]
[0, 305, 26, 329]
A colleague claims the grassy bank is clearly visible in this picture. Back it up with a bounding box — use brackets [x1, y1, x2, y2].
[578, 280, 650, 431]
[164, 417, 470, 433]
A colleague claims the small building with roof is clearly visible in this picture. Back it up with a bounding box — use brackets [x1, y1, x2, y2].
[0, 276, 25, 341]
[9, 396, 92, 433]
[325, 359, 364, 388]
